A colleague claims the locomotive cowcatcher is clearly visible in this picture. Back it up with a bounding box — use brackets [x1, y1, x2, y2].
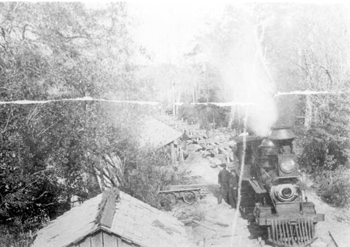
[233, 127, 324, 247]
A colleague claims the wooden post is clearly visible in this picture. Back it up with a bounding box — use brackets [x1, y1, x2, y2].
[172, 80, 176, 117]
[171, 142, 176, 166]
[179, 147, 184, 164]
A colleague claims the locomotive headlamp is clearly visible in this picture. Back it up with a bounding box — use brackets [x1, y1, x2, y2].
[278, 154, 298, 177]
[280, 157, 296, 173]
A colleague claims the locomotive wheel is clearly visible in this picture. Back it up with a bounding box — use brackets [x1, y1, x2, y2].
[167, 193, 177, 205]
[159, 194, 167, 207]
[159, 193, 176, 209]
[183, 191, 197, 204]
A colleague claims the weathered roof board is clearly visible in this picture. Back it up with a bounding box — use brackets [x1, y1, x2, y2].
[32, 194, 102, 247]
[31, 191, 190, 247]
[75, 230, 139, 247]
[138, 117, 183, 149]
[110, 192, 189, 247]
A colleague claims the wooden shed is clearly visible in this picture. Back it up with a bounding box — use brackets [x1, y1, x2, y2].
[138, 117, 183, 149]
[138, 117, 184, 165]
[31, 188, 190, 247]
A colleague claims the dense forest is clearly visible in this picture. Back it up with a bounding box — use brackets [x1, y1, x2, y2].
[0, 2, 349, 246]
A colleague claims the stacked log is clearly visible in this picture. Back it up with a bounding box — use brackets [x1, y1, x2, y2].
[154, 114, 237, 167]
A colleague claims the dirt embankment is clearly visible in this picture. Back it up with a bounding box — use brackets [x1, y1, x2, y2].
[173, 153, 262, 247]
[306, 190, 350, 247]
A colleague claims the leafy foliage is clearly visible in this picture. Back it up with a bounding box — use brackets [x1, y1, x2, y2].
[253, 3, 350, 207]
[123, 148, 190, 209]
[295, 94, 350, 207]
[2, 2, 350, 245]
[314, 164, 350, 208]
[0, 2, 150, 244]
[178, 104, 231, 129]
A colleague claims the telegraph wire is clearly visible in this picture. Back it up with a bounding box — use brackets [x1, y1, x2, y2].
[0, 96, 160, 105]
[0, 90, 346, 106]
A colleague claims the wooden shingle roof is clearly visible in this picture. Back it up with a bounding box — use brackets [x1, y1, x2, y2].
[31, 194, 101, 247]
[31, 189, 190, 247]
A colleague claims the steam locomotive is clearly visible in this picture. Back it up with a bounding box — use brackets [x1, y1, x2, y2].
[233, 127, 324, 247]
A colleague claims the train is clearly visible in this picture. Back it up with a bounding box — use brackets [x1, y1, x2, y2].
[232, 127, 324, 247]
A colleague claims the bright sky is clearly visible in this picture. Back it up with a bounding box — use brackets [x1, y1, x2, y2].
[84, 0, 344, 65]
[125, 1, 344, 64]
[127, 2, 226, 64]
[83, 1, 225, 64]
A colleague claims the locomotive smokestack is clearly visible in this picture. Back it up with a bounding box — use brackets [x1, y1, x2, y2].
[269, 127, 295, 141]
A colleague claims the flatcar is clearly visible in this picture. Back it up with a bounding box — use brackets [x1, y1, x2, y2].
[233, 127, 324, 247]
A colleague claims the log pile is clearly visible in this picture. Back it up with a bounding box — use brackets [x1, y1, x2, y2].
[155, 114, 238, 167]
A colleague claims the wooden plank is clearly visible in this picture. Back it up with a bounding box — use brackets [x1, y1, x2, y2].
[91, 232, 103, 247]
[102, 232, 119, 247]
[329, 230, 348, 247]
[179, 147, 184, 163]
[169, 184, 211, 189]
[120, 238, 134, 247]
[193, 220, 216, 231]
[248, 178, 267, 194]
[100, 194, 117, 228]
[76, 237, 91, 247]
[159, 188, 201, 193]
[117, 237, 123, 247]
[99, 188, 119, 228]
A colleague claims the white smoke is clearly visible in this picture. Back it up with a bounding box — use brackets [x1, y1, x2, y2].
[210, 5, 277, 136]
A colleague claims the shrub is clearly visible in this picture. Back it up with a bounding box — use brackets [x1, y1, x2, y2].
[315, 165, 350, 208]
[122, 148, 191, 209]
[178, 104, 231, 129]
[0, 224, 43, 247]
[296, 124, 350, 208]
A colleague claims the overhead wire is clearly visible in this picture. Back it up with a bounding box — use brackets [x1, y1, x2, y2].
[0, 96, 160, 105]
[0, 91, 346, 106]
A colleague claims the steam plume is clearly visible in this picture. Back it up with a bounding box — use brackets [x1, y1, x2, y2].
[211, 5, 277, 136]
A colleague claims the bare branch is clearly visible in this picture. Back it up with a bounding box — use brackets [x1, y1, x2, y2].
[26, 105, 40, 125]
[54, 30, 90, 41]
[22, 24, 28, 40]
[319, 65, 333, 84]
[0, 27, 5, 40]
[1, 105, 13, 134]
[37, 119, 61, 137]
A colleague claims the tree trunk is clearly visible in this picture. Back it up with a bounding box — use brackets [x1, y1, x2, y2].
[304, 94, 313, 129]
[228, 105, 236, 128]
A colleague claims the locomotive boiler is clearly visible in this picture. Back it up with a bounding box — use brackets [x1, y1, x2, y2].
[233, 127, 324, 247]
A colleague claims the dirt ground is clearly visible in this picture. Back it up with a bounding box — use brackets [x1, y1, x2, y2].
[173, 153, 263, 247]
[174, 152, 350, 247]
[307, 191, 350, 247]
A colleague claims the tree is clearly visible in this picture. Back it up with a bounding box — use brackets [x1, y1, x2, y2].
[0, 2, 150, 244]
[259, 3, 350, 206]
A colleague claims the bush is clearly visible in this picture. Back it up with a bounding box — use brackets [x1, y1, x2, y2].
[122, 148, 191, 209]
[178, 104, 231, 129]
[295, 124, 350, 208]
[0, 224, 43, 247]
[315, 165, 350, 208]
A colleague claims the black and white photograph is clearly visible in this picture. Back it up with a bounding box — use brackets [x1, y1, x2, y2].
[0, 1, 349, 247]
